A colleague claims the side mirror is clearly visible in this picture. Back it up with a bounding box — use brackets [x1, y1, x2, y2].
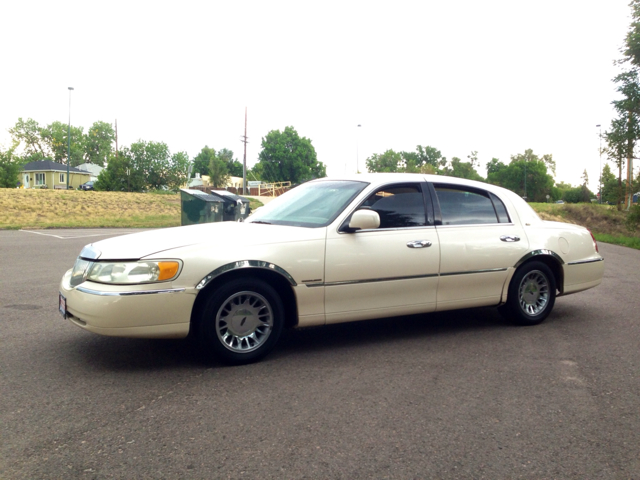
[348, 209, 380, 231]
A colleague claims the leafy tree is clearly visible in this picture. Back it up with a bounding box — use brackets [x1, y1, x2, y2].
[415, 145, 447, 170]
[193, 146, 216, 176]
[622, 0, 640, 67]
[487, 149, 554, 202]
[600, 164, 621, 204]
[257, 126, 325, 184]
[95, 151, 144, 192]
[129, 140, 172, 190]
[366, 149, 402, 172]
[0, 146, 23, 188]
[8, 118, 48, 159]
[84, 121, 115, 166]
[167, 151, 190, 190]
[218, 148, 243, 177]
[486, 158, 506, 175]
[40, 121, 85, 166]
[442, 157, 485, 181]
[209, 153, 230, 188]
[606, 70, 640, 209]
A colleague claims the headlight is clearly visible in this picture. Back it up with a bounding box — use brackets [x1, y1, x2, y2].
[70, 259, 181, 286]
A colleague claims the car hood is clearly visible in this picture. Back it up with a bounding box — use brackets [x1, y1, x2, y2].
[83, 222, 326, 260]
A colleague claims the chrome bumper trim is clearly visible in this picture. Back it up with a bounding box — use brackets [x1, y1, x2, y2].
[567, 257, 604, 266]
[76, 287, 186, 297]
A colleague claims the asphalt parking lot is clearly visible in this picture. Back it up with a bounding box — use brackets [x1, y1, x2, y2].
[1, 228, 639, 479]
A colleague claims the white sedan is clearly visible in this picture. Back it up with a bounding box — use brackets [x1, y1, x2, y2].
[59, 174, 604, 364]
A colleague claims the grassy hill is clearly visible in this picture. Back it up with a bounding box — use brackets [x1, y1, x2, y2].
[1, 189, 638, 248]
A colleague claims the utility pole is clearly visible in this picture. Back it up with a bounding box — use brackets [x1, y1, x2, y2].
[627, 110, 633, 210]
[596, 124, 602, 203]
[241, 107, 248, 195]
[67, 87, 74, 189]
[115, 119, 119, 159]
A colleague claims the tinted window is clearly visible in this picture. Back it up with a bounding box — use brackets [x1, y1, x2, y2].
[489, 192, 510, 223]
[362, 185, 427, 228]
[434, 186, 499, 225]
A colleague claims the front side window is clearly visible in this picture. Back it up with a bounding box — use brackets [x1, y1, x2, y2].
[360, 185, 427, 228]
[35, 173, 45, 185]
[435, 184, 507, 225]
[59, 173, 65, 183]
[247, 180, 368, 228]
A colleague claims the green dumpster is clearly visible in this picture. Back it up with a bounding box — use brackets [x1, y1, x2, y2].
[208, 190, 252, 222]
[180, 189, 224, 226]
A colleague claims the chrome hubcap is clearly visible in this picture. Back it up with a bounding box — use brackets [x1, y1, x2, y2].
[216, 291, 273, 353]
[518, 270, 549, 316]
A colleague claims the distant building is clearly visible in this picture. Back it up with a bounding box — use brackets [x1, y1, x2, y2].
[20, 160, 90, 189]
[76, 163, 104, 181]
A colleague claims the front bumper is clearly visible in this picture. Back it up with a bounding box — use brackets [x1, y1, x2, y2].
[59, 269, 195, 338]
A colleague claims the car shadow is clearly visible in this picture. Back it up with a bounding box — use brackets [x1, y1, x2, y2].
[60, 307, 514, 371]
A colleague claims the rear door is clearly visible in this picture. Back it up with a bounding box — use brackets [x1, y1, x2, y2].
[431, 183, 529, 310]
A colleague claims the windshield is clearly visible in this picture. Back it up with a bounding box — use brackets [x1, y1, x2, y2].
[247, 180, 368, 227]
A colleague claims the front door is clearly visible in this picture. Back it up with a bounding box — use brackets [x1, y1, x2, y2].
[324, 182, 440, 324]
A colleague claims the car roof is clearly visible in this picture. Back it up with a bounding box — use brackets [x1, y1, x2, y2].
[318, 173, 517, 199]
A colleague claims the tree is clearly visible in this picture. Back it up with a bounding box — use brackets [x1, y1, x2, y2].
[39, 121, 85, 166]
[218, 148, 243, 177]
[256, 126, 325, 184]
[84, 121, 115, 166]
[8, 118, 48, 159]
[442, 157, 485, 181]
[95, 150, 144, 192]
[600, 164, 620, 204]
[487, 149, 554, 202]
[129, 140, 172, 190]
[167, 151, 190, 190]
[606, 70, 640, 209]
[415, 145, 447, 170]
[209, 154, 230, 188]
[193, 146, 216, 176]
[366, 150, 402, 172]
[0, 146, 23, 188]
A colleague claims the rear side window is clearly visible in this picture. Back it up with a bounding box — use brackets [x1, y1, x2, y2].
[434, 185, 509, 225]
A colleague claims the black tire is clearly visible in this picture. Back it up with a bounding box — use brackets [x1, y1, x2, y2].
[199, 278, 284, 365]
[504, 261, 556, 326]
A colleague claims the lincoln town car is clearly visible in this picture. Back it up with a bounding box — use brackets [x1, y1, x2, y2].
[59, 174, 604, 364]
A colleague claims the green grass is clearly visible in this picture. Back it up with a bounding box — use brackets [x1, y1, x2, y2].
[592, 233, 640, 250]
[0, 189, 263, 230]
[530, 202, 640, 250]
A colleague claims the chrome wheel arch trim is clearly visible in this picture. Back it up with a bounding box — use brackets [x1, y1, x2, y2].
[514, 249, 564, 269]
[196, 260, 297, 290]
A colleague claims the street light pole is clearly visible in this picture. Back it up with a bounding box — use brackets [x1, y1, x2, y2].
[67, 87, 74, 190]
[356, 124, 361, 173]
[596, 124, 602, 203]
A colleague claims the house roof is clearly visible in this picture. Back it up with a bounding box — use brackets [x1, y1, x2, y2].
[22, 160, 86, 173]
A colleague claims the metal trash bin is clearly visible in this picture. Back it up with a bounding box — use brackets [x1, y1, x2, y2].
[208, 190, 252, 222]
[180, 189, 224, 226]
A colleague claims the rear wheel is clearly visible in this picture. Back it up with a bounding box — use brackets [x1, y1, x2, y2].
[504, 261, 556, 326]
[199, 278, 284, 364]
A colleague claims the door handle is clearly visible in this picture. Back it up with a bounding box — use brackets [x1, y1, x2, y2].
[500, 235, 520, 242]
[407, 240, 432, 248]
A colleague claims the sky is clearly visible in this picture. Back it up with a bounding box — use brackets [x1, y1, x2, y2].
[0, 0, 634, 191]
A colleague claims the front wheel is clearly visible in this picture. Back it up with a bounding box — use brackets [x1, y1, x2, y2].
[504, 261, 556, 326]
[199, 278, 284, 365]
